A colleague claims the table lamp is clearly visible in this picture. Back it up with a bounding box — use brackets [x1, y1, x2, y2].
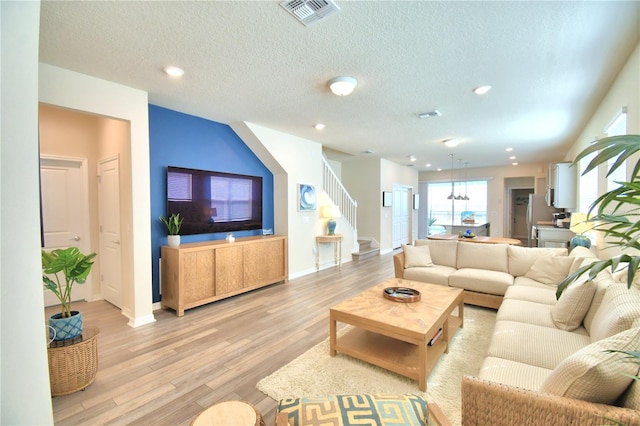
[322, 205, 341, 235]
[569, 213, 594, 251]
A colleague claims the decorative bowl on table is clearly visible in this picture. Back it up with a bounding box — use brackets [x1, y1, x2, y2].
[459, 229, 476, 238]
[383, 287, 421, 303]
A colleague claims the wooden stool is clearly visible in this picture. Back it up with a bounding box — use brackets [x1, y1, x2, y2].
[191, 401, 264, 426]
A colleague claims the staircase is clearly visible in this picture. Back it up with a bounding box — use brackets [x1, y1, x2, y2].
[352, 239, 380, 261]
[322, 157, 357, 248]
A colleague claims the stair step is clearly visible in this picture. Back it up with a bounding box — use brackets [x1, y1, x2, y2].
[352, 247, 379, 261]
[357, 240, 372, 250]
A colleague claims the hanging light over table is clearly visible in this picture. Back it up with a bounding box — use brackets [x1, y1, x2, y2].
[446, 154, 455, 200]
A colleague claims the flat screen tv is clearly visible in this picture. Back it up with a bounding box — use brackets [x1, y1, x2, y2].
[166, 166, 263, 235]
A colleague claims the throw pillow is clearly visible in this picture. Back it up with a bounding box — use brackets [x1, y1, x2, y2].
[524, 255, 575, 286]
[539, 327, 640, 404]
[402, 244, 433, 268]
[551, 280, 596, 331]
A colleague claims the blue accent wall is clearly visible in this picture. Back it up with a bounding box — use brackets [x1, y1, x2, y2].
[149, 105, 274, 303]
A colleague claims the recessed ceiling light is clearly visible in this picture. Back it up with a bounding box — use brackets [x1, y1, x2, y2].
[437, 168, 442, 172]
[425, 163, 431, 168]
[473, 85, 492, 95]
[509, 156, 516, 160]
[314, 123, 326, 130]
[163, 66, 184, 78]
[512, 162, 519, 166]
[442, 138, 459, 148]
[505, 147, 513, 152]
[408, 155, 416, 162]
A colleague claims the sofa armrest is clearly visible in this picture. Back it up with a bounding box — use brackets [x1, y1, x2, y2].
[428, 402, 451, 426]
[393, 252, 405, 278]
[461, 376, 640, 426]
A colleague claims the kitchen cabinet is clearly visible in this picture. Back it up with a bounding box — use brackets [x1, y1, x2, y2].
[536, 226, 575, 248]
[547, 162, 576, 209]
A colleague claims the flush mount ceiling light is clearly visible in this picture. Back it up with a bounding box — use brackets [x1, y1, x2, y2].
[442, 138, 459, 148]
[163, 66, 184, 78]
[328, 76, 357, 96]
[408, 155, 417, 162]
[473, 85, 492, 95]
[314, 123, 326, 130]
[417, 110, 441, 119]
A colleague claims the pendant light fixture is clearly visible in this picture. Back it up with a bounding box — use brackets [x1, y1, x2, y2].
[463, 162, 470, 201]
[455, 158, 464, 200]
[446, 154, 455, 200]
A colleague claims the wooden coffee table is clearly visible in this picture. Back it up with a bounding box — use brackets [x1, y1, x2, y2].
[329, 278, 464, 391]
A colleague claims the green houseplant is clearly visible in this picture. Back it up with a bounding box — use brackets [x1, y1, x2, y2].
[42, 246, 97, 340]
[160, 212, 183, 246]
[557, 134, 640, 295]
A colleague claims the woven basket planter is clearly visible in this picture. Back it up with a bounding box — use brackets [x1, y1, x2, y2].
[47, 326, 99, 396]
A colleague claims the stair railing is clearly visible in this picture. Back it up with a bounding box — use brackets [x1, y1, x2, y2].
[322, 157, 357, 248]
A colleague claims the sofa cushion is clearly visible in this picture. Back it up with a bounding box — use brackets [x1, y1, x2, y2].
[551, 280, 596, 331]
[583, 266, 615, 334]
[568, 245, 597, 259]
[523, 255, 575, 286]
[512, 276, 557, 289]
[478, 356, 553, 391]
[496, 299, 566, 330]
[589, 283, 640, 342]
[507, 245, 567, 277]
[449, 268, 513, 296]
[415, 239, 458, 268]
[539, 327, 640, 405]
[486, 321, 591, 370]
[402, 244, 433, 268]
[277, 394, 429, 426]
[503, 284, 557, 305]
[402, 265, 455, 287]
[456, 243, 509, 273]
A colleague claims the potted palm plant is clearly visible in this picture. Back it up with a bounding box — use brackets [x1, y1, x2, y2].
[557, 134, 640, 296]
[160, 212, 183, 246]
[42, 246, 97, 341]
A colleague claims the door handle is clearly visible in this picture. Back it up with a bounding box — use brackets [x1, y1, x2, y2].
[71, 236, 81, 241]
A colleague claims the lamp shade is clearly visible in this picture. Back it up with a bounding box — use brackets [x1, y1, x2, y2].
[328, 76, 357, 96]
[322, 205, 341, 218]
[569, 213, 594, 235]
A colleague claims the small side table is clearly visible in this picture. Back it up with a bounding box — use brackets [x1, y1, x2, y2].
[316, 234, 343, 271]
[47, 326, 99, 396]
[191, 401, 264, 426]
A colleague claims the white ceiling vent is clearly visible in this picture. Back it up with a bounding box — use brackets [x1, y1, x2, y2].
[280, 0, 340, 26]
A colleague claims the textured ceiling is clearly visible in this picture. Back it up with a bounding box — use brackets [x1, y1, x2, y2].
[39, 1, 640, 171]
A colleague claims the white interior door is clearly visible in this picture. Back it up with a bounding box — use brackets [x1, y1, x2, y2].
[392, 185, 410, 248]
[98, 156, 123, 308]
[40, 156, 91, 306]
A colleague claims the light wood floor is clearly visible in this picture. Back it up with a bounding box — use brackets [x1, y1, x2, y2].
[47, 249, 399, 425]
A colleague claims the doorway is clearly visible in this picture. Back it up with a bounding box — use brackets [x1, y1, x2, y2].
[509, 188, 534, 243]
[40, 156, 92, 306]
[392, 185, 412, 248]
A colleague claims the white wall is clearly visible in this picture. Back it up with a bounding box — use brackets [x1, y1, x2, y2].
[1, 1, 54, 423]
[39, 64, 155, 328]
[340, 157, 419, 253]
[240, 122, 355, 277]
[565, 42, 640, 258]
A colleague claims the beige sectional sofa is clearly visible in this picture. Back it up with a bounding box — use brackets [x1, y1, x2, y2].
[394, 240, 640, 424]
[393, 239, 573, 309]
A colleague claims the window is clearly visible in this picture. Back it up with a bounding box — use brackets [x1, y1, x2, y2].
[605, 108, 627, 191]
[579, 151, 598, 214]
[427, 180, 488, 230]
[167, 171, 192, 201]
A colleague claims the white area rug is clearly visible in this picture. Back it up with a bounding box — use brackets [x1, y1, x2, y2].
[257, 305, 496, 426]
